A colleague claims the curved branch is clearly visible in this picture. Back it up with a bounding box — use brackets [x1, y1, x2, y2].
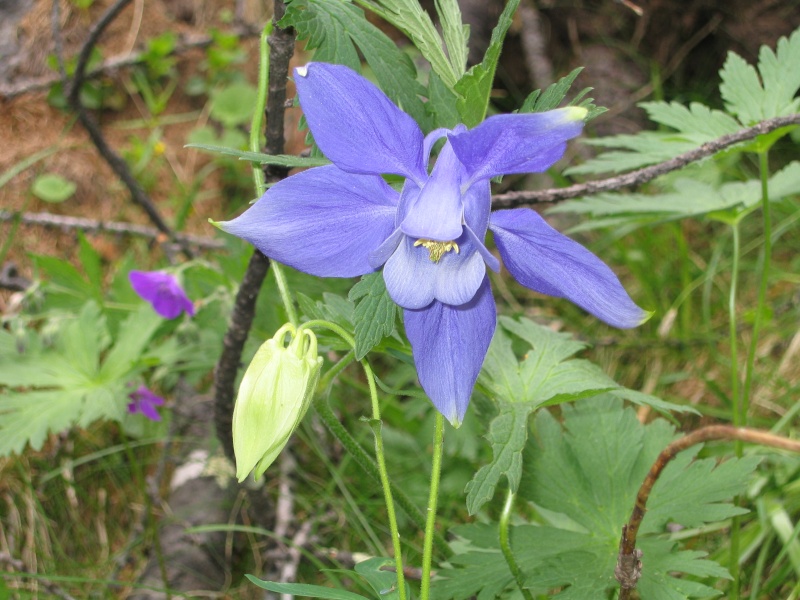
[59, 0, 194, 258]
[616, 425, 800, 598]
[492, 113, 800, 208]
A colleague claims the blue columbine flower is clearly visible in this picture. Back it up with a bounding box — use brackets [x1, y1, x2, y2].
[219, 62, 649, 426]
[129, 270, 195, 319]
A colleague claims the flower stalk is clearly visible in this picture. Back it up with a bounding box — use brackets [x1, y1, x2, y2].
[420, 412, 445, 600]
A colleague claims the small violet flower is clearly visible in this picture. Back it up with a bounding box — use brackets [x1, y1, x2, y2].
[219, 63, 650, 426]
[127, 386, 165, 421]
[129, 270, 195, 319]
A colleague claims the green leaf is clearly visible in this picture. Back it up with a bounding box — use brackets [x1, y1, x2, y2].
[363, 0, 459, 89]
[0, 302, 163, 456]
[519, 67, 591, 114]
[210, 82, 259, 127]
[426, 71, 460, 129]
[567, 102, 740, 176]
[281, 0, 431, 129]
[467, 316, 686, 514]
[454, 0, 519, 128]
[434, 0, 469, 77]
[435, 398, 759, 600]
[186, 143, 330, 167]
[245, 576, 371, 600]
[464, 402, 532, 515]
[348, 272, 396, 361]
[353, 557, 399, 599]
[31, 173, 76, 203]
[77, 231, 103, 298]
[720, 27, 800, 125]
[479, 316, 618, 408]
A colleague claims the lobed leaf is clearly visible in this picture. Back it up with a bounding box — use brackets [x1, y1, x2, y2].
[348, 272, 397, 361]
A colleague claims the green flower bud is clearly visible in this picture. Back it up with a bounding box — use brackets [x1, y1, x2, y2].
[233, 324, 322, 482]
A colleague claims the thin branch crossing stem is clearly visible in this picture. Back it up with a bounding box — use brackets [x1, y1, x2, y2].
[616, 426, 800, 599]
[491, 113, 800, 207]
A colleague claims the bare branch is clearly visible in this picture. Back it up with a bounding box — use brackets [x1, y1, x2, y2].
[0, 210, 223, 250]
[492, 113, 800, 208]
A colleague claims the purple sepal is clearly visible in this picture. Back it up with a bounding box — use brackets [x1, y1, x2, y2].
[490, 209, 651, 328]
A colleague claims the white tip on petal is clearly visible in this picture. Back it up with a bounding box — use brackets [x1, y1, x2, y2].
[563, 106, 588, 122]
[296, 65, 308, 77]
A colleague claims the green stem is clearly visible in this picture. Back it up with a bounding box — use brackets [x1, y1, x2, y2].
[362, 359, 407, 600]
[420, 412, 445, 600]
[301, 319, 408, 597]
[249, 21, 297, 326]
[728, 223, 742, 600]
[499, 490, 534, 600]
[742, 150, 772, 425]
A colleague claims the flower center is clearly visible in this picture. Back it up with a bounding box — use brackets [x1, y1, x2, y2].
[414, 239, 460, 262]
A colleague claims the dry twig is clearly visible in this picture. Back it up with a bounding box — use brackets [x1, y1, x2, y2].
[616, 426, 800, 598]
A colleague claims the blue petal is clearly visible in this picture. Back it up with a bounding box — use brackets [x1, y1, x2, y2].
[295, 63, 426, 183]
[404, 277, 496, 426]
[449, 108, 586, 184]
[461, 178, 500, 272]
[400, 141, 464, 241]
[383, 234, 485, 308]
[219, 166, 398, 278]
[490, 209, 651, 328]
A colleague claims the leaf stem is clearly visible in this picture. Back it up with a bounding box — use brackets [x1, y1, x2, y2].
[301, 319, 407, 599]
[499, 489, 534, 600]
[420, 412, 445, 600]
[742, 149, 772, 424]
[728, 222, 742, 600]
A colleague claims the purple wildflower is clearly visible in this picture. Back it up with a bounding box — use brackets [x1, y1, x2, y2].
[129, 270, 195, 319]
[218, 62, 649, 425]
[127, 386, 165, 421]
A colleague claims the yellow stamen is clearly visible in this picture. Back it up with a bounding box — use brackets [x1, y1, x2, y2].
[414, 238, 460, 262]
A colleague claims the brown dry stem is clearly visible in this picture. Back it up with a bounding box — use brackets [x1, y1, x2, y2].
[616, 425, 800, 598]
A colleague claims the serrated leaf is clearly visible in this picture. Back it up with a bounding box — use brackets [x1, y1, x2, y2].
[348, 272, 396, 361]
[363, 0, 458, 89]
[0, 302, 163, 456]
[720, 27, 800, 125]
[281, 0, 431, 129]
[435, 398, 757, 600]
[454, 0, 519, 127]
[519, 67, 584, 114]
[245, 575, 370, 600]
[434, 0, 468, 77]
[186, 143, 330, 167]
[464, 402, 532, 515]
[31, 173, 76, 203]
[353, 557, 399, 599]
[479, 316, 618, 407]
